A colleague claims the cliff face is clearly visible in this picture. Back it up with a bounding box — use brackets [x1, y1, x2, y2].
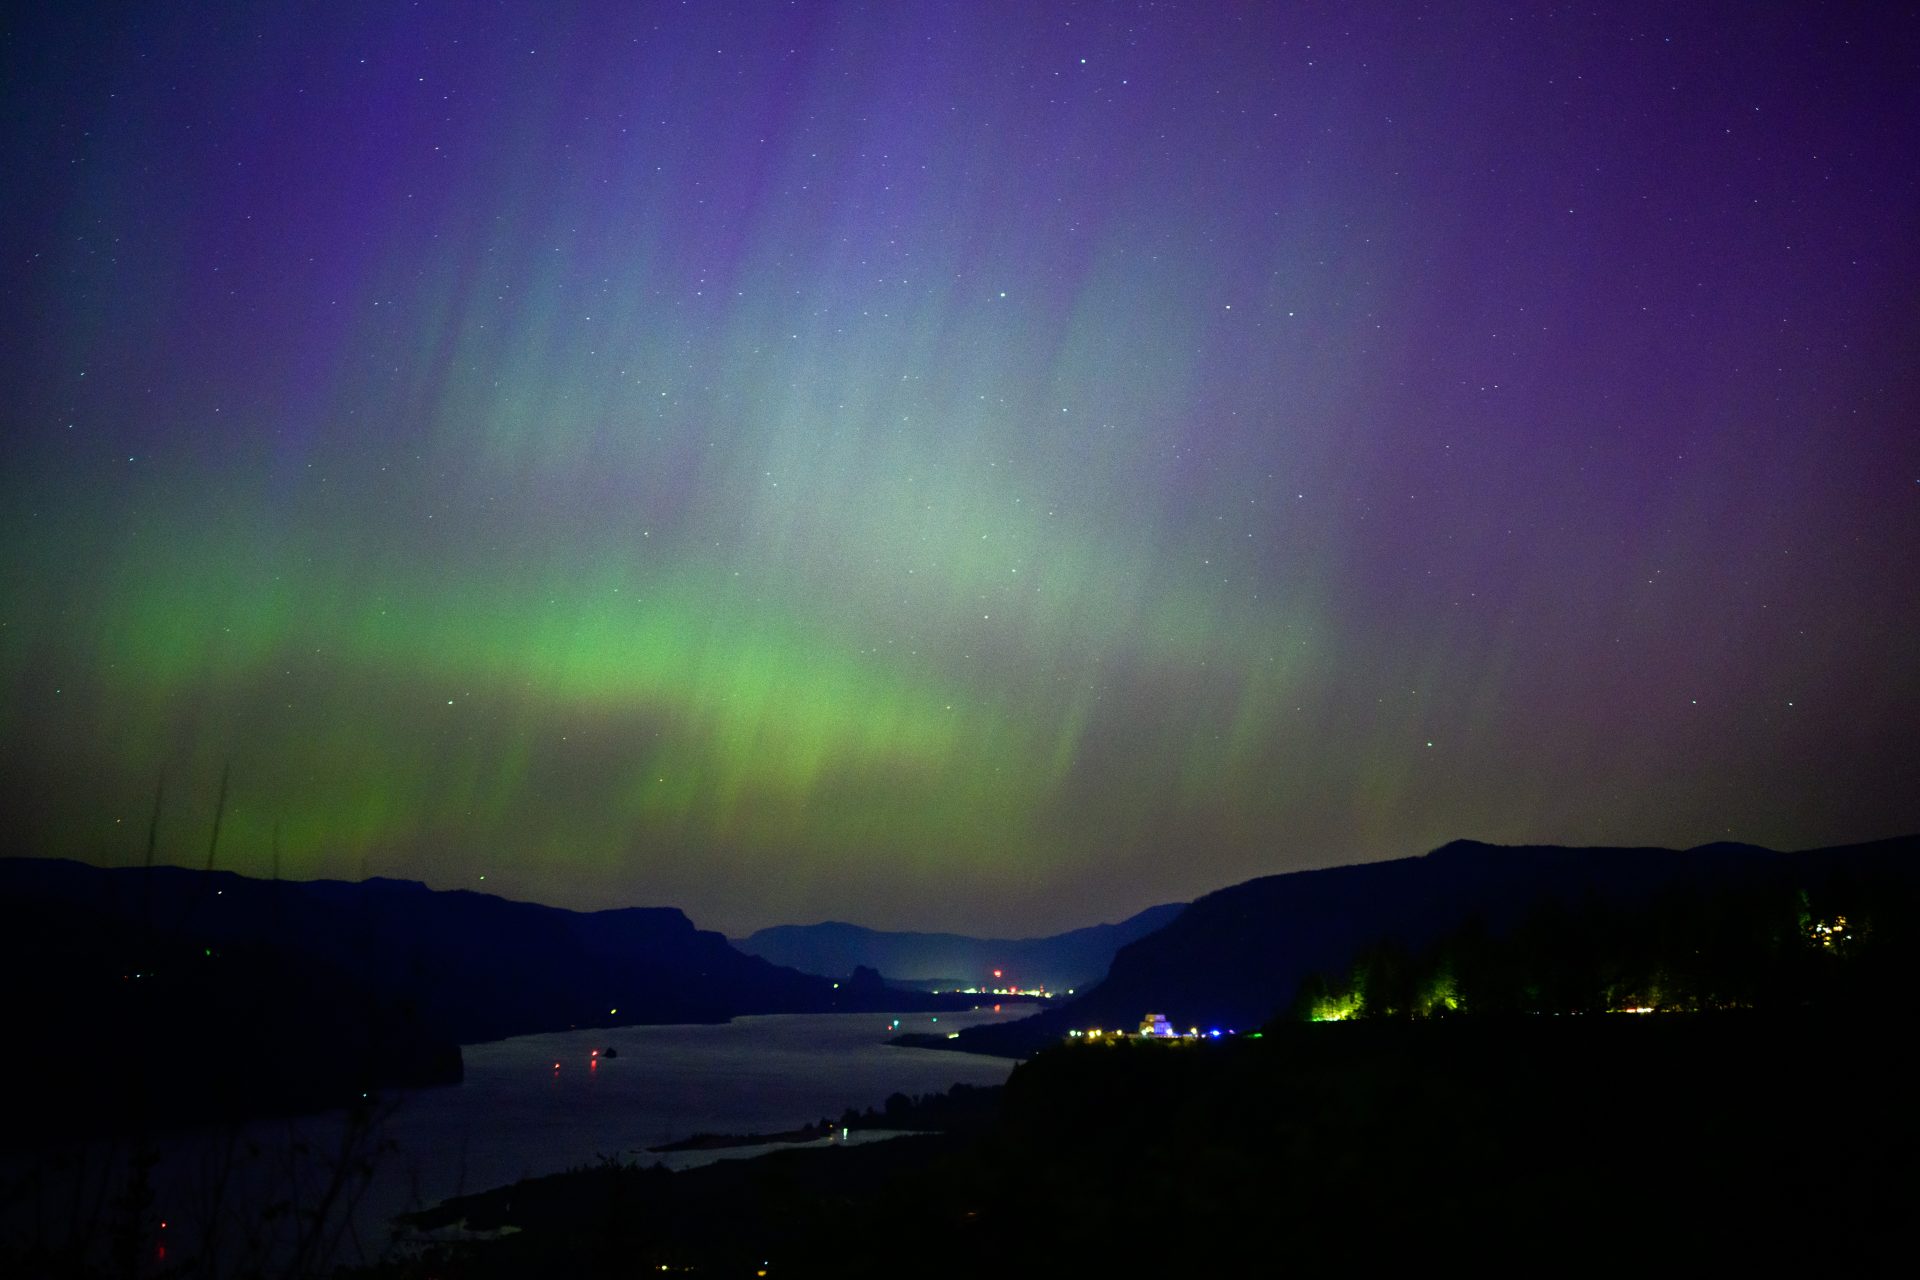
[1, 857, 861, 1136]
[0, 859, 850, 1047]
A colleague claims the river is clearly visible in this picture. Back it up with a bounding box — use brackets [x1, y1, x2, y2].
[7, 1007, 1029, 1273]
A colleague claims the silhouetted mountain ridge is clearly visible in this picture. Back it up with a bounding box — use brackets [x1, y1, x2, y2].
[735, 902, 1186, 990]
[0, 856, 977, 1136]
[0, 858, 857, 1044]
[946, 835, 1920, 1054]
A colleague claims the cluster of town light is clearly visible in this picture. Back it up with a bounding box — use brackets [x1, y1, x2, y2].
[944, 970, 1068, 999]
[1068, 1014, 1231, 1042]
[1806, 915, 1851, 949]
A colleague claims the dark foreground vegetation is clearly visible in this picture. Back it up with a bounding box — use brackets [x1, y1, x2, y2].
[357, 1014, 1912, 1276]
[1293, 850, 1916, 1021]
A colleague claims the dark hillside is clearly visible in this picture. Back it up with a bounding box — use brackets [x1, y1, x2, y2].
[0, 890, 461, 1140]
[0, 858, 849, 1045]
[369, 1014, 1917, 1275]
[949, 835, 1920, 1054]
[0, 857, 970, 1134]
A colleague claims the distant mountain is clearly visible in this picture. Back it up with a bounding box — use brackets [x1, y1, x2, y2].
[735, 902, 1187, 991]
[0, 857, 960, 1133]
[946, 835, 1920, 1056]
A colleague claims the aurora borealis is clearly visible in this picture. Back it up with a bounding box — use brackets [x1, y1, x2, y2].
[2, 2, 1915, 935]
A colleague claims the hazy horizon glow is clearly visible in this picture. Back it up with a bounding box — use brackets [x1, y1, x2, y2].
[2, 2, 1915, 934]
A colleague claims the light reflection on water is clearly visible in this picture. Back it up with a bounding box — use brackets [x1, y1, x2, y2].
[396, 1008, 1021, 1185]
[151, 1008, 1023, 1268]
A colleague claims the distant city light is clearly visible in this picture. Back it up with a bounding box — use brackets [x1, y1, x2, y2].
[1070, 1019, 1243, 1045]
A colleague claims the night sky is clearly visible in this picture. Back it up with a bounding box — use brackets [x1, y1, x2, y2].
[2, 2, 1915, 935]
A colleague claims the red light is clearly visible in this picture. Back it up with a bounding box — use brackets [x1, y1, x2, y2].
[992, 969, 1002, 979]
[553, 1062, 560, 1069]
[159, 1222, 167, 1230]
[591, 1049, 598, 1056]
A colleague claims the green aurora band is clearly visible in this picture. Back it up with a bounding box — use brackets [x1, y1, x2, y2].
[4, 1, 1915, 932]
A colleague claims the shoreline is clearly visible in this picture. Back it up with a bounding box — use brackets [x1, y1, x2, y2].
[647, 1120, 834, 1152]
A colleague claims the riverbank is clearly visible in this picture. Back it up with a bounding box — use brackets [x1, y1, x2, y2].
[0, 1009, 1025, 1276]
[358, 1011, 1916, 1276]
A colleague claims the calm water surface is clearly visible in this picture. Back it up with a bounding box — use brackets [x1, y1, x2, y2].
[392, 1007, 1022, 1188]
[157, 1007, 1025, 1265]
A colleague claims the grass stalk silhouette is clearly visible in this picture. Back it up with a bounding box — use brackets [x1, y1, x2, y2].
[0, 769, 435, 1279]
